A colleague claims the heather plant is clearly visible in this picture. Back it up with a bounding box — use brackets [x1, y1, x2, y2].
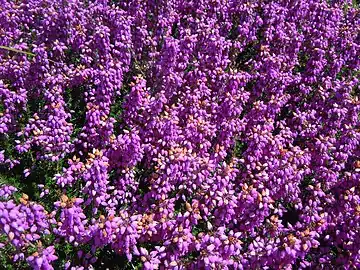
[0, 0, 360, 269]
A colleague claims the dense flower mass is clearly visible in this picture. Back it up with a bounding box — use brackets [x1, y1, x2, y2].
[0, 0, 359, 269]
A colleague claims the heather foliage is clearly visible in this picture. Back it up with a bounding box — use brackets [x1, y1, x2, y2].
[0, 0, 360, 269]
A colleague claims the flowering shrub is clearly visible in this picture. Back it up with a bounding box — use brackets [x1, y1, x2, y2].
[0, 0, 359, 269]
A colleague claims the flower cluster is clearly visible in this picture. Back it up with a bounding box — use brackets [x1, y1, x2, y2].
[0, 191, 57, 269]
[0, 0, 359, 269]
